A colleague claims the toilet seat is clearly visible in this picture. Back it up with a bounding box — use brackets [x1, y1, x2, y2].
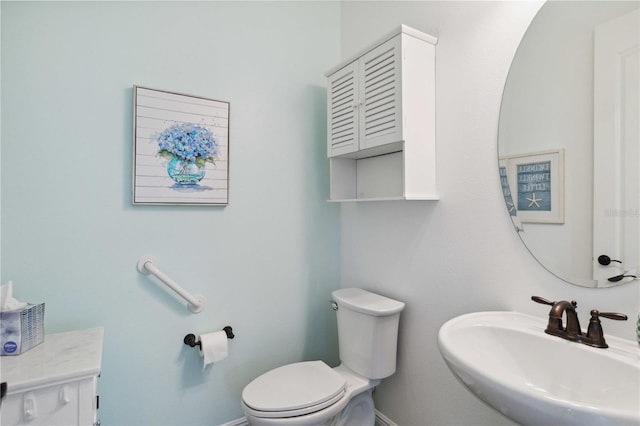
[242, 361, 346, 418]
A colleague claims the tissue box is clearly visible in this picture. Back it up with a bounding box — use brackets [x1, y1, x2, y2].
[0, 303, 45, 355]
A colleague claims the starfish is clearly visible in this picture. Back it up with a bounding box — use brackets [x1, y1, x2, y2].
[527, 193, 542, 208]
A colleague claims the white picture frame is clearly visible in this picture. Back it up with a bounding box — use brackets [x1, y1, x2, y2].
[132, 86, 230, 206]
[500, 149, 564, 224]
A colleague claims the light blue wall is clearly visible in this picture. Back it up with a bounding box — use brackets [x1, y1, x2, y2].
[1, 2, 341, 424]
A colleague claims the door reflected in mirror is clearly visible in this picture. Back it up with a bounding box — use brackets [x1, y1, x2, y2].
[498, 1, 640, 288]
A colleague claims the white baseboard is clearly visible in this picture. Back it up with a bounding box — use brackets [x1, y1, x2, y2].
[218, 418, 249, 426]
[219, 410, 397, 426]
[375, 409, 399, 426]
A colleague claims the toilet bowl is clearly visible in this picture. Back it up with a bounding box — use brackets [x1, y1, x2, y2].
[241, 288, 405, 426]
[242, 362, 378, 426]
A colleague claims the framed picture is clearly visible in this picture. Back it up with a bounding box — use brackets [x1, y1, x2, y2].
[500, 149, 564, 224]
[132, 86, 230, 205]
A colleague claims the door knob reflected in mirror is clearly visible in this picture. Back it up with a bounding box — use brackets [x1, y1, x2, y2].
[598, 255, 622, 266]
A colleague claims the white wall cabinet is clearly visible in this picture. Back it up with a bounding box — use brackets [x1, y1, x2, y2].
[326, 25, 438, 201]
[0, 328, 103, 426]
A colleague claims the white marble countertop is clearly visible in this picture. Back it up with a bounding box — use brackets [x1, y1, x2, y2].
[0, 327, 103, 394]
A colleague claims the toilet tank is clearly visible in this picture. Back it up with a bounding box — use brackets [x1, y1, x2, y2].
[331, 288, 405, 380]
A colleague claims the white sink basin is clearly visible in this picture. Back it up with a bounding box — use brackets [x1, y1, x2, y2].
[437, 311, 640, 426]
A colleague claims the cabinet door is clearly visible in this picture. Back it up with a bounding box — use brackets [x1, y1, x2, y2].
[359, 36, 403, 151]
[1, 386, 80, 426]
[0, 378, 97, 426]
[327, 62, 359, 157]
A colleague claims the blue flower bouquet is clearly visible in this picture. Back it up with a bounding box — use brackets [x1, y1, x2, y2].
[157, 123, 218, 184]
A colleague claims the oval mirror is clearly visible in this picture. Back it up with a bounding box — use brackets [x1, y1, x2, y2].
[498, 1, 640, 288]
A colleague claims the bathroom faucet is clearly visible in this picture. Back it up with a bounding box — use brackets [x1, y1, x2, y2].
[549, 300, 582, 336]
[532, 296, 581, 339]
[531, 296, 627, 348]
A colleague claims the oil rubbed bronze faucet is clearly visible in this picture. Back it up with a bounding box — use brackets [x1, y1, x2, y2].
[531, 296, 628, 348]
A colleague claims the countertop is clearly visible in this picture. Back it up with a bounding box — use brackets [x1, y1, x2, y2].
[0, 327, 103, 394]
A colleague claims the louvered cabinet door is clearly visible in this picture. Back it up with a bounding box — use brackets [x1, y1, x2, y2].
[327, 62, 359, 157]
[324, 25, 437, 202]
[359, 36, 403, 151]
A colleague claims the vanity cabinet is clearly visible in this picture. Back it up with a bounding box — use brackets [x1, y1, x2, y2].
[326, 25, 438, 201]
[0, 327, 103, 426]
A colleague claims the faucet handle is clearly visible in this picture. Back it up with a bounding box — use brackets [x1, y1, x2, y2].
[531, 296, 554, 306]
[591, 310, 627, 322]
[531, 296, 577, 309]
[585, 310, 628, 348]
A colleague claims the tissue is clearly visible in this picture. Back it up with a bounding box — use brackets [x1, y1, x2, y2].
[1, 281, 28, 311]
[198, 330, 228, 369]
[0, 281, 45, 355]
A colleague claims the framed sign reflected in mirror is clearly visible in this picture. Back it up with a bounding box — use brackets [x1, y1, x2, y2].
[132, 86, 230, 206]
[500, 149, 564, 224]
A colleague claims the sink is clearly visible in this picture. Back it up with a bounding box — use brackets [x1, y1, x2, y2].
[437, 311, 640, 426]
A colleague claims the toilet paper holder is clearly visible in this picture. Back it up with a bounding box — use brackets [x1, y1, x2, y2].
[183, 326, 235, 349]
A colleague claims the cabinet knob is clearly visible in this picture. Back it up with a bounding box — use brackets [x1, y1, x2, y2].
[23, 392, 38, 420]
[59, 386, 71, 404]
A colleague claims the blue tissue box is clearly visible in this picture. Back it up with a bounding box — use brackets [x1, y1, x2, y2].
[0, 303, 45, 355]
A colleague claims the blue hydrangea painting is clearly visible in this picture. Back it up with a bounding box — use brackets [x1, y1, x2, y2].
[157, 123, 218, 166]
[156, 123, 218, 185]
[132, 86, 230, 205]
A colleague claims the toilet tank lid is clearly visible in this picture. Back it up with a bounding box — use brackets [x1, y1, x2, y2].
[332, 288, 405, 316]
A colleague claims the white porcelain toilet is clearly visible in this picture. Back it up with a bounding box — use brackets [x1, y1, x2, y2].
[241, 288, 405, 426]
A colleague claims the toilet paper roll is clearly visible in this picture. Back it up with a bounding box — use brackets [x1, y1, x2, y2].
[198, 330, 228, 369]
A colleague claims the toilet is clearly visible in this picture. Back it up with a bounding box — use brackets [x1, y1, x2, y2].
[241, 288, 405, 426]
